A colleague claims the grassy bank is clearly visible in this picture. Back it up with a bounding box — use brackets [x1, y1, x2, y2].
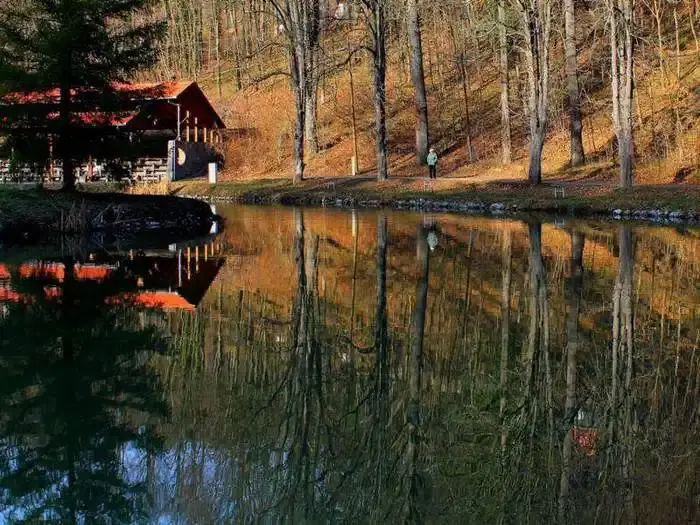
[0, 188, 215, 242]
[171, 178, 700, 221]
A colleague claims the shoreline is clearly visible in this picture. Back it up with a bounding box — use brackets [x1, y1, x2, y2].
[171, 179, 700, 225]
[0, 188, 216, 244]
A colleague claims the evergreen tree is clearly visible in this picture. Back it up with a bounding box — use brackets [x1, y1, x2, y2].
[0, 0, 163, 190]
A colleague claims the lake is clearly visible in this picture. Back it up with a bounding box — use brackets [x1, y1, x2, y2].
[0, 205, 698, 524]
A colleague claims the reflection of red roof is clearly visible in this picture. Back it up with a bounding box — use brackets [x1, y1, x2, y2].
[0, 265, 10, 280]
[19, 262, 66, 282]
[0, 286, 22, 303]
[44, 286, 62, 299]
[74, 264, 114, 281]
[18, 262, 115, 282]
[129, 292, 195, 311]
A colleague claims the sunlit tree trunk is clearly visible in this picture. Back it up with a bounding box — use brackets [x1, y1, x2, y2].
[517, 0, 553, 184]
[564, 0, 585, 166]
[407, 0, 429, 164]
[361, 0, 389, 180]
[498, 0, 512, 164]
[609, 0, 635, 187]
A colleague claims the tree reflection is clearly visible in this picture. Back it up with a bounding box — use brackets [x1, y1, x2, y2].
[602, 224, 636, 523]
[402, 224, 431, 523]
[559, 231, 586, 519]
[0, 264, 167, 524]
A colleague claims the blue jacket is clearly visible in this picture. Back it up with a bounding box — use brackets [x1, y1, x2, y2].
[427, 151, 438, 166]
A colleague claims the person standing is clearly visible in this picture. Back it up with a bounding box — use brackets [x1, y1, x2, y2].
[427, 148, 439, 179]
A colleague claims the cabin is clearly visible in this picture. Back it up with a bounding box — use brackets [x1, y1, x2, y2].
[0, 81, 226, 183]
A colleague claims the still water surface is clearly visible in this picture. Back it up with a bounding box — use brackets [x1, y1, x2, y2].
[1, 205, 699, 524]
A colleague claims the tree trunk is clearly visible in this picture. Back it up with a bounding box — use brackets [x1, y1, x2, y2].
[407, 0, 430, 165]
[59, 81, 75, 192]
[564, 0, 585, 166]
[521, 0, 552, 185]
[372, 3, 389, 180]
[214, 0, 222, 97]
[292, 53, 306, 183]
[460, 57, 474, 163]
[305, 0, 321, 155]
[498, 1, 512, 164]
[610, 0, 635, 187]
[305, 86, 320, 154]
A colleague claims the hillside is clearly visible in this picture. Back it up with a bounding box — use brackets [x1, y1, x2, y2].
[167, 7, 700, 187]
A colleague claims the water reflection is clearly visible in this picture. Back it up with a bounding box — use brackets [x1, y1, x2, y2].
[1, 206, 700, 524]
[0, 263, 168, 523]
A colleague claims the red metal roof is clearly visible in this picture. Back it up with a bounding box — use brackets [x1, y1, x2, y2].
[1, 81, 194, 105]
[0, 80, 225, 130]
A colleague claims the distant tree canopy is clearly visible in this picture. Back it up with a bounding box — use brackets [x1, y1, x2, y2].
[0, 0, 164, 190]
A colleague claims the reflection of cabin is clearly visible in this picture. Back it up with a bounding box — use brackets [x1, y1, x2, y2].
[0, 81, 226, 183]
[0, 239, 224, 311]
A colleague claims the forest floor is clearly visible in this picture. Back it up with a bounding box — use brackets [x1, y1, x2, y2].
[0, 187, 215, 243]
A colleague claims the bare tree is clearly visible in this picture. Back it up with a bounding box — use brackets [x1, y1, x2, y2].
[609, 0, 636, 187]
[498, 0, 512, 165]
[265, 0, 322, 182]
[564, 0, 585, 166]
[514, 0, 553, 184]
[406, 0, 430, 164]
[359, 0, 389, 180]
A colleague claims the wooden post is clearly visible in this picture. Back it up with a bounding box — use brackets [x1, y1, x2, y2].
[194, 117, 199, 142]
[203, 127, 208, 143]
[186, 246, 191, 280]
[204, 243, 209, 261]
[185, 111, 190, 142]
[349, 50, 359, 176]
[178, 249, 183, 287]
[48, 134, 54, 182]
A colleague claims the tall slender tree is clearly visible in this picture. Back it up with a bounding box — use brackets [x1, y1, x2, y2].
[564, 0, 586, 166]
[514, 0, 553, 184]
[266, 0, 322, 182]
[609, 0, 636, 187]
[498, 0, 512, 165]
[360, 0, 389, 180]
[406, 0, 430, 164]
